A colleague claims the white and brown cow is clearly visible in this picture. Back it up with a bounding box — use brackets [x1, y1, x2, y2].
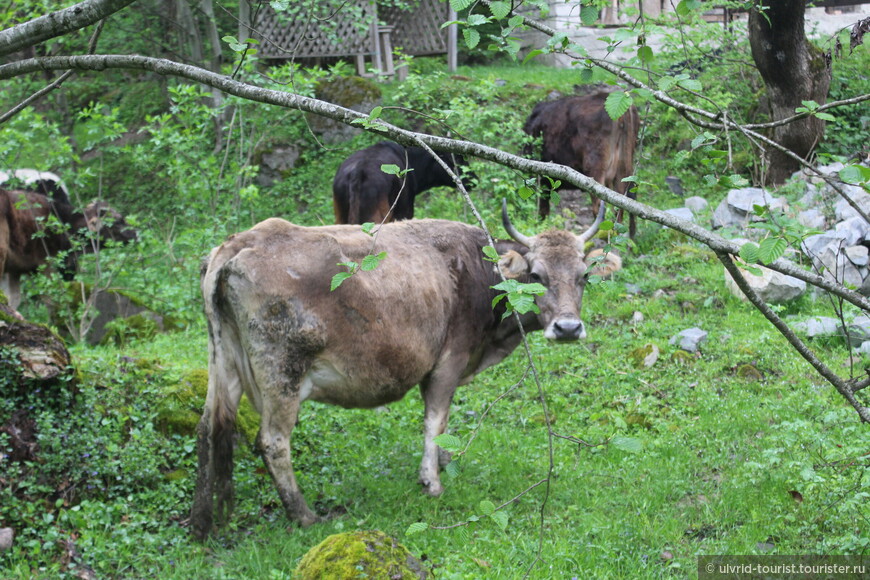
[0, 188, 137, 309]
[190, 203, 615, 539]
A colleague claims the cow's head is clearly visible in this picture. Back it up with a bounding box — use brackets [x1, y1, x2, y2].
[499, 200, 606, 341]
[83, 201, 139, 248]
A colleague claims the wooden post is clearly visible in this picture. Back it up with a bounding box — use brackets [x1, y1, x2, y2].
[447, 7, 457, 72]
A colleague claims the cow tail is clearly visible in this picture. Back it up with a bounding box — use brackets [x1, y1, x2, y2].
[347, 173, 363, 224]
[191, 254, 238, 539]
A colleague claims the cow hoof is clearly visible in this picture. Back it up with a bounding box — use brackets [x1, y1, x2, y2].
[420, 478, 444, 497]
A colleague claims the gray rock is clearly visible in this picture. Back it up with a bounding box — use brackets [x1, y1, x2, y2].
[664, 207, 694, 222]
[724, 263, 807, 304]
[835, 216, 870, 246]
[846, 245, 869, 267]
[844, 315, 870, 347]
[0, 528, 12, 552]
[801, 231, 848, 258]
[854, 341, 870, 355]
[792, 316, 841, 338]
[833, 186, 870, 222]
[665, 176, 684, 196]
[257, 145, 300, 187]
[712, 188, 788, 229]
[797, 208, 826, 231]
[669, 327, 708, 352]
[684, 196, 708, 213]
[815, 245, 865, 288]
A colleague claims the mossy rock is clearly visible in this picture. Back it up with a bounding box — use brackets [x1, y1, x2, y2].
[671, 349, 695, 365]
[49, 282, 185, 346]
[295, 531, 428, 580]
[736, 364, 763, 382]
[629, 343, 660, 368]
[155, 369, 259, 442]
[308, 76, 383, 144]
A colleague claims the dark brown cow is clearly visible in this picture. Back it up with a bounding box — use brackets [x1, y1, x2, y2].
[333, 141, 472, 224]
[0, 188, 138, 309]
[523, 88, 639, 236]
[191, 203, 617, 538]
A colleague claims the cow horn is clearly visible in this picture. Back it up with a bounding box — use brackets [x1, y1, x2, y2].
[576, 201, 606, 246]
[501, 199, 532, 247]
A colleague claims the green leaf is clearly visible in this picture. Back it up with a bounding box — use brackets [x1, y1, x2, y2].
[815, 112, 836, 122]
[839, 164, 870, 185]
[611, 435, 642, 453]
[678, 77, 702, 92]
[445, 459, 462, 478]
[360, 251, 387, 271]
[657, 76, 677, 92]
[330, 271, 354, 291]
[369, 106, 382, 120]
[758, 237, 787, 265]
[490, 510, 509, 531]
[361, 222, 376, 235]
[518, 185, 535, 200]
[466, 13, 490, 26]
[579, 67, 595, 83]
[604, 91, 633, 120]
[380, 163, 401, 175]
[507, 14, 524, 28]
[450, 0, 473, 11]
[675, 0, 701, 16]
[489, 1, 511, 19]
[637, 45, 654, 63]
[522, 49, 544, 64]
[479, 500, 496, 516]
[433, 433, 463, 453]
[598, 220, 614, 232]
[580, 5, 599, 25]
[463, 28, 480, 49]
[739, 242, 760, 264]
[482, 245, 500, 262]
[406, 522, 429, 536]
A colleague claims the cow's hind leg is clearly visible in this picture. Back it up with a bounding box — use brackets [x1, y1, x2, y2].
[257, 388, 319, 527]
[190, 343, 243, 540]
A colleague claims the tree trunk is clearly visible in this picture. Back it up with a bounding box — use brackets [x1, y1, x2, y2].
[748, 1, 831, 184]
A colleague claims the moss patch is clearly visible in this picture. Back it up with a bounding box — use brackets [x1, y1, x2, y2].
[154, 369, 259, 443]
[295, 531, 428, 580]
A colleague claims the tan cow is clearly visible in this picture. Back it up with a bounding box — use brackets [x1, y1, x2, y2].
[0, 188, 137, 309]
[190, 202, 620, 539]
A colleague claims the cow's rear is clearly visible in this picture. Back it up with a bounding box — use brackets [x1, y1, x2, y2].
[524, 89, 639, 236]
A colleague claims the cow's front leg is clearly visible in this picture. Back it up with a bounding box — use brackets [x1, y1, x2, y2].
[258, 391, 319, 527]
[418, 363, 463, 496]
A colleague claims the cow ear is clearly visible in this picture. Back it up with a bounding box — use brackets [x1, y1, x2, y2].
[585, 248, 623, 279]
[498, 250, 529, 279]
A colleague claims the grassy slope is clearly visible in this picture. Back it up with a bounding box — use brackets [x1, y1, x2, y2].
[1, 55, 868, 578]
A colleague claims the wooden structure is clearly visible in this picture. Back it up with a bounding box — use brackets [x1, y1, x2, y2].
[252, 0, 457, 76]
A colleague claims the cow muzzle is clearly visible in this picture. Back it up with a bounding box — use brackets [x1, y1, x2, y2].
[545, 318, 586, 341]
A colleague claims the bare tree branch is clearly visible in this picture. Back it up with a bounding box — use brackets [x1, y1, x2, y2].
[0, 0, 136, 57]
[2, 53, 869, 317]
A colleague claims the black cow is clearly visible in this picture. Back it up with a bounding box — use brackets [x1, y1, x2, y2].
[333, 141, 472, 224]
